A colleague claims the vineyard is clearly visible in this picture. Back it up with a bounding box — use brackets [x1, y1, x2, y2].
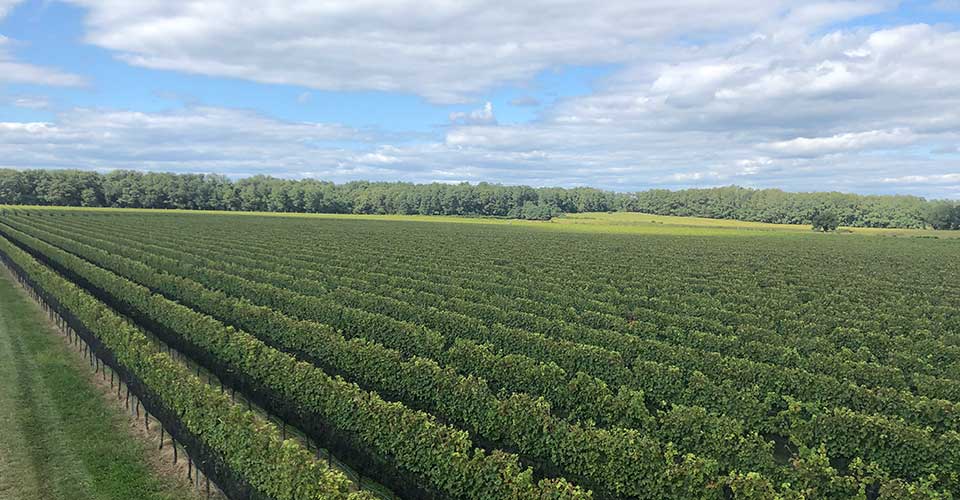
[0, 208, 958, 499]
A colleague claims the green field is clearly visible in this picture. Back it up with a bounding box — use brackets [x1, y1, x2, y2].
[1, 207, 958, 499]
[5, 204, 959, 238]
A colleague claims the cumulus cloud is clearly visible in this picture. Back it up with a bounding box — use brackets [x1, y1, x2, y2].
[429, 21, 960, 197]
[449, 102, 496, 125]
[0, 59, 86, 86]
[63, 0, 890, 103]
[881, 173, 960, 184]
[0, 106, 366, 176]
[421, 20, 960, 197]
[548, 24, 960, 136]
[1, 101, 958, 198]
[762, 129, 917, 157]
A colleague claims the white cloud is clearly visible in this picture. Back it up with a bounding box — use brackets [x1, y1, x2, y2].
[422, 21, 960, 197]
[63, 0, 889, 103]
[352, 151, 401, 164]
[0, 59, 86, 86]
[10, 96, 50, 109]
[449, 102, 496, 125]
[881, 173, 960, 184]
[0, 121, 57, 134]
[297, 92, 312, 104]
[763, 129, 917, 157]
[2, 102, 958, 198]
[0, 106, 365, 176]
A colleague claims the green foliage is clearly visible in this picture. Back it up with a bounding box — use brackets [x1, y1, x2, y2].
[623, 185, 953, 229]
[0, 236, 368, 500]
[925, 202, 960, 230]
[519, 201, 559, 220]
[811, 210, 840, 232]
[0, 219, 590, 499]
[0, 169, 609, 219]
[3, 169, 958, 228]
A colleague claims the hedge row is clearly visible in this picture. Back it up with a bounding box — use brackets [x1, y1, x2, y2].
[0, 235, 368, 500]
[0, 221, 589, 500]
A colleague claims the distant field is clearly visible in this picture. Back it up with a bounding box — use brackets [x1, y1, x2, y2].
[1, 206, 959, 499]
[5, 204, 958, 238]
[558, 211, 960, 237]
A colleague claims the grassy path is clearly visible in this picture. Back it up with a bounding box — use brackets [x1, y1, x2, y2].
[0, 270, 199, 500]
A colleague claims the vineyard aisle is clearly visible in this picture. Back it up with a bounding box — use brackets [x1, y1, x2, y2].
[0, 270, 200, 500]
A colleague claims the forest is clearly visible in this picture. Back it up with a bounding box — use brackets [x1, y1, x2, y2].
[1, 168, 958, 229]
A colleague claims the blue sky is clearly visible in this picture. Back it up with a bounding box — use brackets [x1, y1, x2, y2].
[1, 0, 959, 198]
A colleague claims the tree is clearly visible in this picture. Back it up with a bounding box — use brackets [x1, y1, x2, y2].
[925, 202, 959, 230]
[811, 210, 839, 232]
[519, 201, 557, 221]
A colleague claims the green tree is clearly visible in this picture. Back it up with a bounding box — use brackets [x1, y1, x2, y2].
[519, 201, 557, 220]
[811, 210, 840, 232]
[925, 202, 959, 230]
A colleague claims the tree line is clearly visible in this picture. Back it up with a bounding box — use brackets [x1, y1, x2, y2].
[1, 169, 958, 228]
[624, 186, 960, 230]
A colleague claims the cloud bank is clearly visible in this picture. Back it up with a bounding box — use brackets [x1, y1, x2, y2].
[0, 1, 958, 198]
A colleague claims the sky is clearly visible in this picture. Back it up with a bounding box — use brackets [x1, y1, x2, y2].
[1, 1, 959, 198]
